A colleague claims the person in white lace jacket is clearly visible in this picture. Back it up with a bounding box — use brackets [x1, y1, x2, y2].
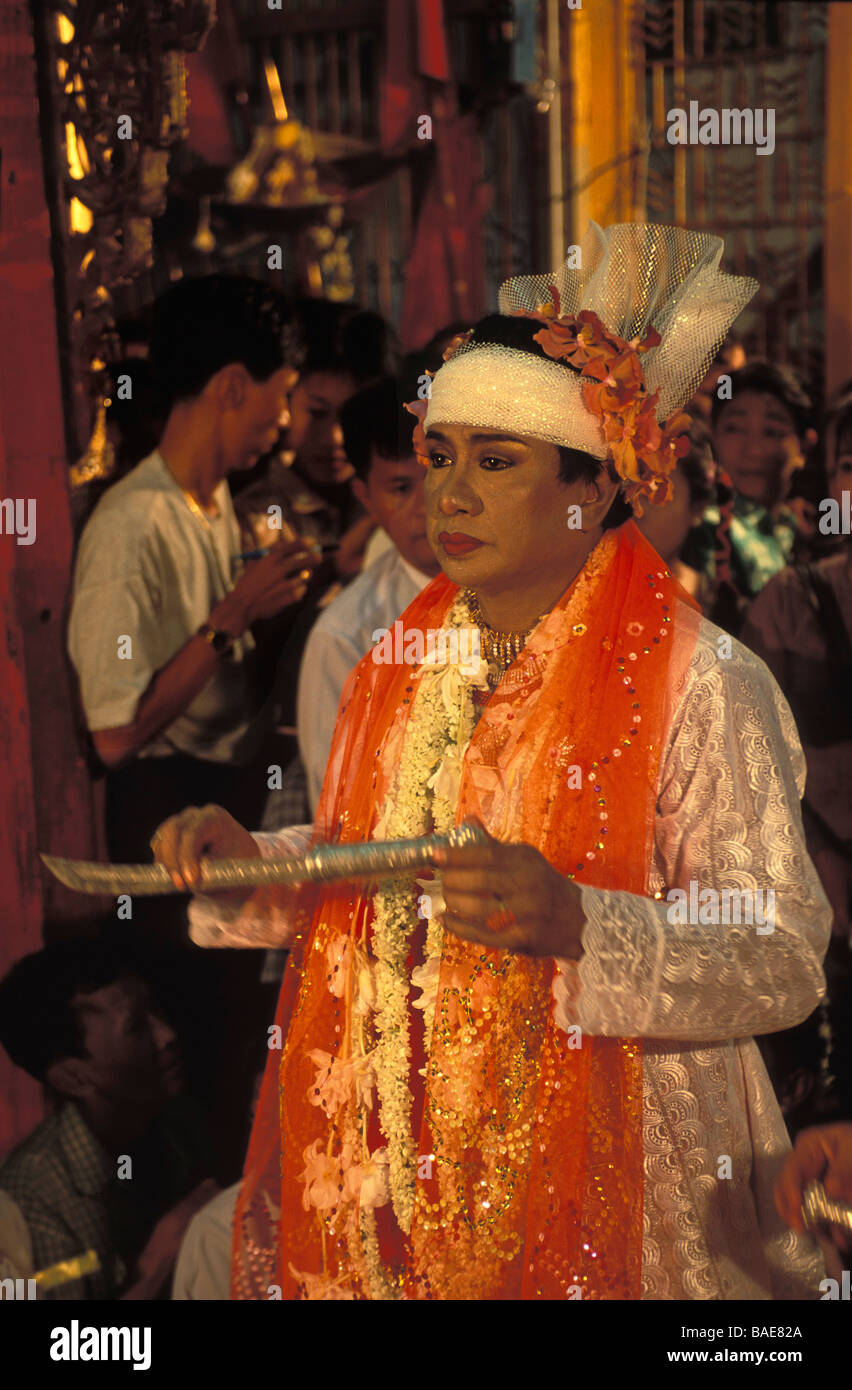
[181, 596, 830, 1299]
[156, 226, 831, 1299]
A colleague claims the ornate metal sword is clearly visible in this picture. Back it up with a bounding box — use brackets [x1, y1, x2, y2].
[40, 824, 486, 897]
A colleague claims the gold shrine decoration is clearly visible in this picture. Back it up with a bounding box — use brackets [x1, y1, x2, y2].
[226, 56, 322, 209]
[40, 0, 216, 476]
[223, 57, 354, 302]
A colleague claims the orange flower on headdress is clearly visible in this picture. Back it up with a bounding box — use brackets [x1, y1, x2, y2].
[658, 408, 692, 477]
[601, 393, 662, 481]
[582, 348, 645, 411]
[607, 404, 691, 516]
[534, 308, 611, 368]
[404, 395, 431, 469]
[513, 300, 684, 511]
[535, 285, 562, 317]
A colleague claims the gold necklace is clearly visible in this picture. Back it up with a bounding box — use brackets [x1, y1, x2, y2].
[464, 588, 549, 671]
[181, 486, 221, 527]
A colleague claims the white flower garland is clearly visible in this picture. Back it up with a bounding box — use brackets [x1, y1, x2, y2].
[306, 594, 490, 1297]
[368, 599, 489, 1237]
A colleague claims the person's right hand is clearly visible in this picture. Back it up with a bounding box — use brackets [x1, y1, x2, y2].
[230, 538, 318, 626]
[135, 1179, 220, 1290]
[151, 803, 259, 899]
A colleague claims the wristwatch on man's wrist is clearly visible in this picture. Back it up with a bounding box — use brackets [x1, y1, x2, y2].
[198, 621, 236, 656]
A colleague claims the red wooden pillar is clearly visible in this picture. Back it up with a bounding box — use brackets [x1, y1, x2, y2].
[825, 3, 852, 397]
[0, 0, 102, 1152]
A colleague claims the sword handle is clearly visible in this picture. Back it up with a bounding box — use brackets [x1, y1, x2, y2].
[801, 1180, 852, 1236]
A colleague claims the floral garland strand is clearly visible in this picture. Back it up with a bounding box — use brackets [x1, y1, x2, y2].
[297, 593, 490, 1295]
[413, 604, 487, 1053]
[366, 595, 489, 1237]
[369, 703, 447, 1234]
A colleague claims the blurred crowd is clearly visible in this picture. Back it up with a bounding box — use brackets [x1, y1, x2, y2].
[1, 273, 850, 1297]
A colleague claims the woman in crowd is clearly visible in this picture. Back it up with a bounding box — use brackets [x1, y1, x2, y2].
[682, 360, 816, 634]
[742, 385, 852, 949]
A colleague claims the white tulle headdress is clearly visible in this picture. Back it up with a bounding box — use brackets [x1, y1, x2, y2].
[408, 221, 757, 512]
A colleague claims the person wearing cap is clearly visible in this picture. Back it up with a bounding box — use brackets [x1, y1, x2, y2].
[153, 224, 830, 1301]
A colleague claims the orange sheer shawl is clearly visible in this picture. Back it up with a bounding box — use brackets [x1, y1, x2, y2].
[232, 522, 698, 1299]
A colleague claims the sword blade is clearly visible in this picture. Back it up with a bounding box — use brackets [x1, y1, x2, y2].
[40, 824, 485, 897]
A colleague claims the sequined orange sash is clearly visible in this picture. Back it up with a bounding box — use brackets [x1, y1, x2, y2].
[232, 522, 698, 1299]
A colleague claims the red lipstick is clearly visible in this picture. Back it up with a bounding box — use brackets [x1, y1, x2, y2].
[438, 531, 484, 555]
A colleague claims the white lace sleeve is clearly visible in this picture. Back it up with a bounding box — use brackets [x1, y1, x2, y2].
[552, 621, 830, 1040]
[187, 824, 313, 949]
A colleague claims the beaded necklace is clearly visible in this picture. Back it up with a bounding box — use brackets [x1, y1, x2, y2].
[463, 587, 550, 678]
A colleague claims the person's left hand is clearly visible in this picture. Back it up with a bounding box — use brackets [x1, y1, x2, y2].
[774, 1121, 852, 1279]
[774, 1123, 852, 1236]
[431, 818, 584, 959]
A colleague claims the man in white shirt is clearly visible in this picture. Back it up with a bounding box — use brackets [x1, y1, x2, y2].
[68, 277, 318, 1176]
[68, 276, 318, 864]
[296, 378, 442, 813]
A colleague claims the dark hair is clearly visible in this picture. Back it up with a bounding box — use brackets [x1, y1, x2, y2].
[0, 938, 146, 1082]
[709, 359, 812, 436]
[106, 357, 163, 472]
[340, 377, 414, 483]
[149, 274, 303, 410]
[295, 298, 392, 384]
[551, 445, 630, 528]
